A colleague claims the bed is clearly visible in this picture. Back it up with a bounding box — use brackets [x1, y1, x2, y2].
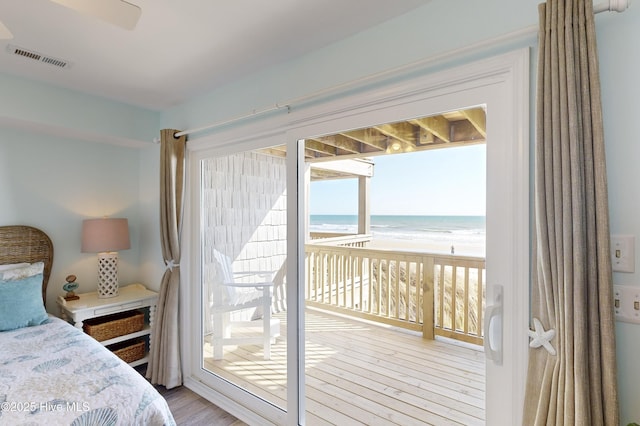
[0, 225, 176, 425]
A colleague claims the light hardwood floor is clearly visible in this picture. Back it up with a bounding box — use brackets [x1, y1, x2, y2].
[203, 308, 486, 425]
[156, 384, 246, 426]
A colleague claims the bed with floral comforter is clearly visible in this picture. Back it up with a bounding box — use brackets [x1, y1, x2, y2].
[0, 315, 175, 425]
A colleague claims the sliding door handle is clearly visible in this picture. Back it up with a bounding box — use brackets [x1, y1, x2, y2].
[484, 284, 503, 365]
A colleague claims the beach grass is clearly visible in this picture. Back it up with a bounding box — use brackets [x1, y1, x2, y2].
[366, 256, 485, 338]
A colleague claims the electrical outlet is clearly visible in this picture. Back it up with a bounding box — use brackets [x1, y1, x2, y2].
[614, 285, 640, 324]
[611, 235, 635, 273]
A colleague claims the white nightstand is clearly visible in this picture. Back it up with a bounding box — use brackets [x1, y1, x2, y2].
[56, 283, 158, 367]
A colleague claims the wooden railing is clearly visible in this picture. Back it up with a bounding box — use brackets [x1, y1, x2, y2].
[304, 241, 486, 345]
[432, 255, 485, 345]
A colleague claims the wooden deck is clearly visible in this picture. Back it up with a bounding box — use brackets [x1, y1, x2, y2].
[203, 308, 485, 425]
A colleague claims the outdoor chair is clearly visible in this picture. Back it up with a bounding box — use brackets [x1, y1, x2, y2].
[209, 249, 278, 360]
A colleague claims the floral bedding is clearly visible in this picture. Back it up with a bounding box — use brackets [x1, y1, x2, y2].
[0, 315, 175, 425]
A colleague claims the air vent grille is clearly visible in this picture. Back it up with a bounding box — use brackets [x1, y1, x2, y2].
[6, 44, 71, 69]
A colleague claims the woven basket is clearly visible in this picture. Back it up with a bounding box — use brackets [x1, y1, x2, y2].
[83, 310, 144, 342]
[109, 339, 145, 363]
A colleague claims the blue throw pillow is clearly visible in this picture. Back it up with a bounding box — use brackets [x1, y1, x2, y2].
[0, 273, 48, 331]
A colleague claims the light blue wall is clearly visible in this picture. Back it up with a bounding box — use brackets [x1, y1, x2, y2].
[0, 73, 158, 145]
[0, 127, 144, 308]
[598, 7, 640, 426]
[0, 75, 161, 307]
[160, 1, 640, 423]
[0, 70, 161, 306]
[138, 144, 163, 290]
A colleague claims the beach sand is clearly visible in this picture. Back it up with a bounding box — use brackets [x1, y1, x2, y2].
[366, 238, 485, 257]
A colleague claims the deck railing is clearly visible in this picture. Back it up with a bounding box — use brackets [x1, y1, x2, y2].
[304, 238, 486, 345]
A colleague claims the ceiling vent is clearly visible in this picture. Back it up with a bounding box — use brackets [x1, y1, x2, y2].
[6, 44, 72, 69]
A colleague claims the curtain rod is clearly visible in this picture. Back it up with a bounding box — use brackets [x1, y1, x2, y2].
[158, 0, 628, 143]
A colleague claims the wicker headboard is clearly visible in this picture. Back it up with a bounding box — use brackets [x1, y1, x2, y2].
[0, 226, 54, 306]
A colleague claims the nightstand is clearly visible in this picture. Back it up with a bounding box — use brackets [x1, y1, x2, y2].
[56, 283, 158, 367]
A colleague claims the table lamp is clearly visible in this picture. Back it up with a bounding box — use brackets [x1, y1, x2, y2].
[81, 218, 130, 298]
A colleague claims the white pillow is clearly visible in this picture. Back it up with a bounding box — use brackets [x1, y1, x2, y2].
[0, 262, 44, 281]
[0, 262, 30, 271]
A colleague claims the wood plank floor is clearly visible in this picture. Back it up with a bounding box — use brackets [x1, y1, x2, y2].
[203, 308, 485, 425]
[156, 384, 247, 426]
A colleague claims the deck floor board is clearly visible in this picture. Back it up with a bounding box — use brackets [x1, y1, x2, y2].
[203, 308, 485, 425]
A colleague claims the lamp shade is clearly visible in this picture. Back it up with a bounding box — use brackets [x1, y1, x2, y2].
[81, 218, 130, 253]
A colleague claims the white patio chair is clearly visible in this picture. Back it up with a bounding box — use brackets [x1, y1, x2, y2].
[209, 250, 278, 360]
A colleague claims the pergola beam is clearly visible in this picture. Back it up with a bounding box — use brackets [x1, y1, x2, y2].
[410, 116, 451, 143]
[374, 122, 419, 148]
[460, 107, 487, 138]
[311, 159, 373, 177]
[340, 129, 387, 152]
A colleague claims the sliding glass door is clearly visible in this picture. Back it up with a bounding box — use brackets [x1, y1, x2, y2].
[187, 50, 529, 425]
[197, 145, 289, 416]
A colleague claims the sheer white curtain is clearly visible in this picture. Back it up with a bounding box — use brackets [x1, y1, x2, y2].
[524, 1, 619, 424]
[146, 128, 186, 389]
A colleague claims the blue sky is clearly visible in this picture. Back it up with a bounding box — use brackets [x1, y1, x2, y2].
[309, 144, 486, 216]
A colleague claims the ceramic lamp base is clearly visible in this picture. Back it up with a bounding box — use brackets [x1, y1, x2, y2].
[97, 252, 119, 298]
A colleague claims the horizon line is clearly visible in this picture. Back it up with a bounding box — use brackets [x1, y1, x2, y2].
[310, 213, 486, 217]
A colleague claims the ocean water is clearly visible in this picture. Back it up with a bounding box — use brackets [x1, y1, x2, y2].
[309, 215, 486, 255]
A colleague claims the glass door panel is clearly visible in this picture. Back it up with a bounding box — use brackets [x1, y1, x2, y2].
[200, 146, 288, 410]
[303, 111, 487, 424]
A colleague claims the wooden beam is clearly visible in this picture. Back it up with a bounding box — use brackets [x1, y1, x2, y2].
[374, 122, 419, 147]
[460, 107, 487, 138]
[450, 120, 485, 143]
[311, 159, 374, 178]
[313, 134, 361, 154]
[258, 144, 335, 160]
[340, 129, 387, 152]
[305, 139, 337, 156]
[305, 138, 483, 163]
[310, 169, 350, 181]
[410, 116, 451, 143]
[417, 128, 440, 145]
[257, 147, 286, 158]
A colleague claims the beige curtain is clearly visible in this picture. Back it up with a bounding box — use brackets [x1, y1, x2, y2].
[146, 129, 186, 389]
[524, 0, 618, 424]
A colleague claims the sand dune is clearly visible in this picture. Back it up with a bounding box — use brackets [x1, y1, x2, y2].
[366, 238, 485, 257]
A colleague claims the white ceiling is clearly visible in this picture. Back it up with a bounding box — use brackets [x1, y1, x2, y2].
[0, 0, 429, 110]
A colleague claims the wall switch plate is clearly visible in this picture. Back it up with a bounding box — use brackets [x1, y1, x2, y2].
[611, 234, 635, 273]
[613, 285, 640, 324]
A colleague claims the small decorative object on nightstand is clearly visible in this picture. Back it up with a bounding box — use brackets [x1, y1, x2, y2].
[56, 283, 158, 367]
[62, 274, 80, 301]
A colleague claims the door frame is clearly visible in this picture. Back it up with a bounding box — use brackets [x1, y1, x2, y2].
[182, 48, 529, 426]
